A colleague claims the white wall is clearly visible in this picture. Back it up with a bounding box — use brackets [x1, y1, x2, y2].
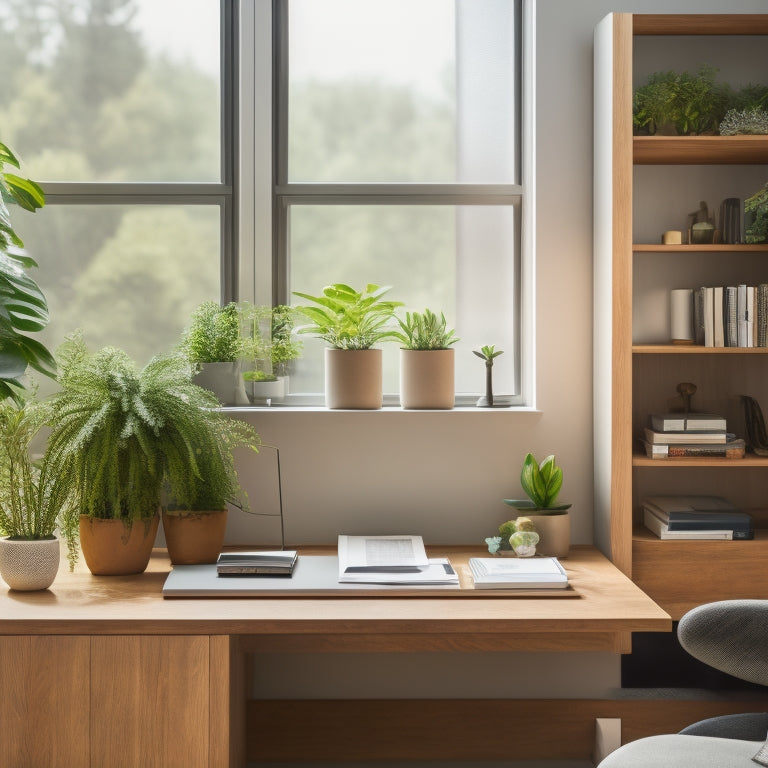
[234, 0, 768, 754]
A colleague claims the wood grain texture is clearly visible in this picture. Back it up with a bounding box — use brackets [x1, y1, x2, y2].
[246, 698, 768, 762]
[0, 636, 90, 768]
[634, 136, 768, 165]
[633, 14, 768, 35]
[90, 636, 210, 768]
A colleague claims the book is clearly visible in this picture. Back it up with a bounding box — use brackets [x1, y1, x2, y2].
[693, 286, 705, 345]
[738, 284, 749, 347]
[642, 438, 745, 459]
[643, 508, 735, 540]
[759, 283, 768, 348]
[641, 496, 753, 538]
[643, 427, 727, 445]
[713, 285, 725, 348]
[216, 550, 298, 575]
[725, 286, 738, 347]
[650, 413, 727, 432]
[468, 556, 568, 590]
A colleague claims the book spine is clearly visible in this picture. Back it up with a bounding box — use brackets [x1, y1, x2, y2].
[726, 286, 738, 347]
[759, 283, 768, 348]
[694, 287, 705, 345]
[703, 286, 714, 347]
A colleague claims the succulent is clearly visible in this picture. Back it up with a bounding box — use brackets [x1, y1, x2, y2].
[396, 308, 459, 350]
[503, 453, 571, 514]
[719, 107, 768, 136]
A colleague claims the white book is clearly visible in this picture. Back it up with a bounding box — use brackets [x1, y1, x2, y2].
[738, 284, 749, 347]
[643, 427, 727, 445]
[748, 286, 755, 347]
[713, 286, 725, 347]
[468, 557, 568, 589]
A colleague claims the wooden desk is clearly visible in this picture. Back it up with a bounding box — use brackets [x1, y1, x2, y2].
[0, 545, 669, 768]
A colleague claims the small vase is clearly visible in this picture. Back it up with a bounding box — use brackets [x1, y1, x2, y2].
[79, 514, 159, 575]
[0, 537, 60, 591]
[162, 508, 227, 565]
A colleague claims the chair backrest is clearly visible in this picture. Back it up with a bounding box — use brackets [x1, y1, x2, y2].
[678, 600, 768, 687]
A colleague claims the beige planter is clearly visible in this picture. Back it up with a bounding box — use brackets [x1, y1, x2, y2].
[162, 508, 227, 565]
[79, 514, 159, 575]
[399, 349, 455, 409]
[324, 348, 383, 409]
[0, 537, 60, 591]
[528, 513, 570, 558]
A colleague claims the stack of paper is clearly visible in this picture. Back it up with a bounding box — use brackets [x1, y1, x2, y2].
[468, 557, 568, 589]
[337, 535, 458, 585]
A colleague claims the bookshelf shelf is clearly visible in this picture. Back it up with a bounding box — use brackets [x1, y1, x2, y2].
[633, 345, 768, 354]
[633, 244, 768, 253]
[634, 135, 768, 165]
[633, 452, 768, 468]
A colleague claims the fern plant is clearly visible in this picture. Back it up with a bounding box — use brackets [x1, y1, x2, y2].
[181, 301, 251, 364]
[293, 283, 403, 349]
[44, 334, 259, 526]
[0, 400, 79, 566]
[396, 309, 459, 350]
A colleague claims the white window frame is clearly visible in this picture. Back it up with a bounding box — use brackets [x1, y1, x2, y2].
[237, 0, 535, 408]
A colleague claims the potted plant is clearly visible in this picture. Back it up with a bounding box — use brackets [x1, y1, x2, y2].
[745, 182, 768, 244]
[503, 453, 572, 558]
[293, 283, 403, 409]
[0, 140, 56, 403]
[395, 309, 458, 409]
[180, 301, 250, 406]
[44, 334, 242, 575]
[474, 345, 504, 407]
[161, 407, 260, 565]
[241, 304, 303, 403]
[0, 400, 78, 590]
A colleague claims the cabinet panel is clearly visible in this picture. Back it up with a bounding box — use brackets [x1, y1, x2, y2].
[0, 636, 90, 768]
[90, 636, 210, 768]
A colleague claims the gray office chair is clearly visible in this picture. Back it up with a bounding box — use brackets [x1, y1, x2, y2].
[598, 600, 768, 767]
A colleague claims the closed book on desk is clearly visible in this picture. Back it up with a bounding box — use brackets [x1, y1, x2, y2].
[469, 557, 568, 590]
[216, 550, 297, 575]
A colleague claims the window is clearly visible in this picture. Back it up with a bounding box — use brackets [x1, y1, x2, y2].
[242, 0, 532, 405]
[0, 0, 233, 368]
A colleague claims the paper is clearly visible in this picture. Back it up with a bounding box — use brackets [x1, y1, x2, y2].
[469, 557, 568, 589]
[338, 534, 429, 572]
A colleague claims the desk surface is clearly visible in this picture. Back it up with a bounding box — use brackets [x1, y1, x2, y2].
[0, 545, 670, 643]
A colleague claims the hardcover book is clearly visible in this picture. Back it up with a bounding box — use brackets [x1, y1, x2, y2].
[216, 550, 298, 576]
[650, 413, 727, 432]
[643, 427, 727, 445]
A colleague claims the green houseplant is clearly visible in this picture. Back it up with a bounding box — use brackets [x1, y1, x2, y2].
[44, 334, 249, 574]
[503, 453, 572, 557]
[293, 283, 403, 409]
[180, 300, 250, 405]
[745, 183, 768, 244]
[0, 400, 78, 589]
[0, 141, 56, 403]
[396, 309, 459, 409]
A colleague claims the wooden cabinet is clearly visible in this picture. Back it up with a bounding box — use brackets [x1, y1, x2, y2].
[594, 14, 768, 620]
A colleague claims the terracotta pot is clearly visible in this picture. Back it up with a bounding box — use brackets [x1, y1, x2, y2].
[162, 508, 227, 565]
[0, 537, 60, 591]
[399, 348, 455, 409]
[528, 513, 570, 558]
[79, 514, 159, 575]
[324, 348, 383, 409]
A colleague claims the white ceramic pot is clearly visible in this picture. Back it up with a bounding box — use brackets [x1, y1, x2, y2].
[249, 376, 287, 404]
[324, 348, 383, 409]
[193, 362, 249, 406]
[399, 348, 455, 409]
[0, 536, 60, 591]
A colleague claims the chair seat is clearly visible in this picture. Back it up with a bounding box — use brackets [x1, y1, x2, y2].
[597, 734, 764, 767]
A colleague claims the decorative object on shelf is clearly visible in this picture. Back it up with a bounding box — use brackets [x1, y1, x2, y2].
[485, 516, 540, 557]
[719, 107, 768, 136]
[719, 197, 742, 244]
[668, 382, 698, 414]
[0, 140, 56, 403]
[740, 395, 768, 457]
[632, 66, 729, 136]
[503, 453, 571, 558]
[473, 344, 505, 407]
[745, 183, 768, 244]
[0, 400, 78, 589]
[670, 289, 694, 344]
[294, 283, 403, 409]
[180, 301, 251, 406]
[662, 230, 682, 245]
[687, 201, 716, 244]
[396, 308, 458, 410]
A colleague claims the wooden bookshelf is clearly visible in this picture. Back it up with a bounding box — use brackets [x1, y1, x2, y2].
[633, 452, 768, 468]
[634, 135, 768, 165]
[633, 345, 768, 354]
[633, 244, 768, 253]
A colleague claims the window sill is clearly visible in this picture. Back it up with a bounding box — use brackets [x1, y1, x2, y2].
[223, 404, 541, 414]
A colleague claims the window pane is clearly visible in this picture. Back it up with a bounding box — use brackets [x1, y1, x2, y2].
[0, 0, 220, 182]
[287, 0, 517, 183]
[20, 205, 220, 370]
[288, 204, 518, 396]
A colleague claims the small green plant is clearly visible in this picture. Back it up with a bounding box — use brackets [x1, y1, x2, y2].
[396, 309, 459, 350]
[181, 301, 249, 364]
[242, 304, 303, 376]
[633, 66, 730, 135]
[473, 344, 503, 406]
[719, 107, 768, 136]
[745, 183, 768, 244]
[293, 283, 403, 349]
[0, 400, 79, 567]
[504, 453, 571, 514]
[0, 141, 56, 402]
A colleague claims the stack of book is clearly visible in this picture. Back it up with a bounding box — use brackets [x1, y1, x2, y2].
[643, 495, 754, 540]
[642, 412, 745, 459]
[689, 284, 768, 348]
[216, 550, 298, 576]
